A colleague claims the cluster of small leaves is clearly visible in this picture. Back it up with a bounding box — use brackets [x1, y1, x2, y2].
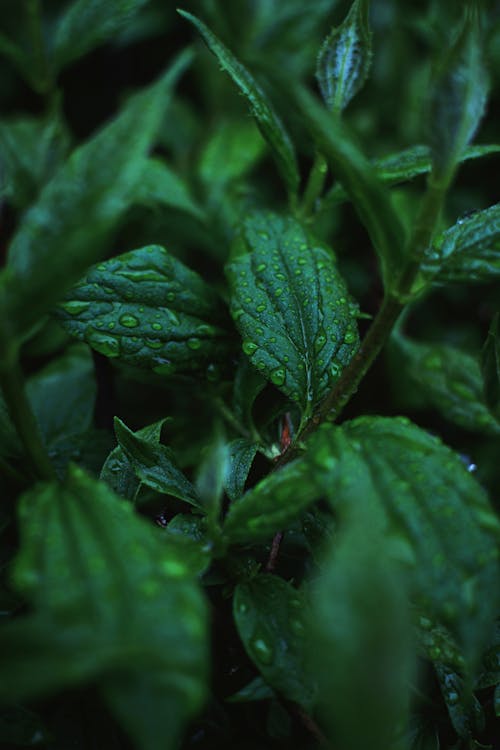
[0, 1, 499, 750]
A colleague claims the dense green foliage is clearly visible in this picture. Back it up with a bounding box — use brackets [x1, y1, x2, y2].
[0, 1, 499, 748]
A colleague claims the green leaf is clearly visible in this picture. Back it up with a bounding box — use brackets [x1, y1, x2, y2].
[0, 113, 70, 209]
[233, 574, 315, 709]
[391, 334, 500, 434]
[52, 0, 152, 70]
[316, 0, 372, 114]
[195, 430, 229, 522]
[224, 438, 259, 502]
[114, 417, 201, 508]
[232, 356, 267, 430]
[0, 51, 192, 340]
[416, 612, 465, 672]
[226, 211, 360, 418]
[178, 10, 300, 200]
[294, 85, 406, 288]
[423, 203, 500, 284]
[223, 459, 319, 544]
[307, 417, 500, 660]
[26, 344, 97, 446]
[310, 500, 412, 750]
[321, 144, 500, 210]
[226, 675, 275, 703]
[429, 10, 488, 185]
[199, 118, 266, 189]
[435, 663, 484, 739]
[54, 245, 228, 376]
[482, 314, 500, 422]
[100, 418, 166, 501]
[134, 157, 205, 220]
[0, 467, 209, 747]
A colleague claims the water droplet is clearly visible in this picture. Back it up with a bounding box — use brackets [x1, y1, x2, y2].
[275, 288, 283, 297]
[108, 322, 115, 329]
[258, 231, 269, 241]
[446, 691, 459, 705]
[145, 338, 163, 349]
[233, 308, 245, 320]
[119, 313, 139, 328]
[344, 331, 356, 344]
[61, 300, 90, 316]
[206, 363, 220, 382]
[250, 636, 274, 665]
[244, 296, 252, 304]
[330, 362, 342, 378]
[256, 303, 266, 313]
[256, 263, 267, 272]
[242, 341, 258, 355]
[166, 292, 176, 302]
[88, 331, 120, 358]
[290, 618, 305, 636]
[270, 367, 286, 386]
[187, 337, 202, 350]
[298, 257, 307, 265]
[276, 272, 285, 281]
[314, 329, 327, 353]
[238, 601, 248, 614]
[151, 322, 162, 331]
[154, 361, 174, 376]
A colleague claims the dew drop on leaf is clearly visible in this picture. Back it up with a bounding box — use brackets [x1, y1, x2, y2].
[187, 338, 202, 350]
[270, 367, 286, 386]
[119, 313, 140, 328]
[61, 300, 90, 315]
[250, 636, 274, 665]
[242, 341, 258, 355]
[87, 331, 120, 358]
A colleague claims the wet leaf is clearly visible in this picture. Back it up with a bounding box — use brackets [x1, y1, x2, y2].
[1, 51, 192, 340]
[224, 438, 259, 502]
[429, 10, 488, 184]
[114, 417, 201, 508]
[316, 0, 372, 113]
[223, 459, 320, 544]
[233, 574, 315, 709]
[391, 334, 500, 434]
[307, 417, 500, 661]
[226, 211, 360, 419]
[423, 203, 500, 284]
[0, 467, 209, 750]
[54, 245, 228, 376]
[178, 10, 300, 200]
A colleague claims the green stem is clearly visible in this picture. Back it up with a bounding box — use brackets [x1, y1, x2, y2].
[299, 151, 328, 219]
[0, 354, 56, 481]
[277, 173, 449, 466]
[25, 0, 54, 98]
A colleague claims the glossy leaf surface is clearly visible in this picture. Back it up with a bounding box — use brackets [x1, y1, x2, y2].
[55, 245, 227, 376]
[223, 459, 319, 544]
[224, 438, 259, 502]
[114, 417, 201, 508]
[424, 203, 500, 284]
[226, 212, 359, 416]
[233, 574, 315, 709]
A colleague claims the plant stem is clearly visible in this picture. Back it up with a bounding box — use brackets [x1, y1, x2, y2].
[0, 354, 55, 481]
[300, 151, 328, 219]
[25, 0, 54, 98]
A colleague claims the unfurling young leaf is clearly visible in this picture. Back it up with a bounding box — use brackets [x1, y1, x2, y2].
[0, 467, 208, 750]
[316, 0, 372, 114]
[423, 203, 500, 284]
[428, 9, 489, 185]
[307, 417, 500, 662]
[223, 438, 259, 502]
[226, 211, 360, 419]
[233, 575, 316, 709]
[178, 10, 300, 201]
[113, 417, 201, 508]
[482, 314, 500, 422]
[54, 245, 228, 377]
